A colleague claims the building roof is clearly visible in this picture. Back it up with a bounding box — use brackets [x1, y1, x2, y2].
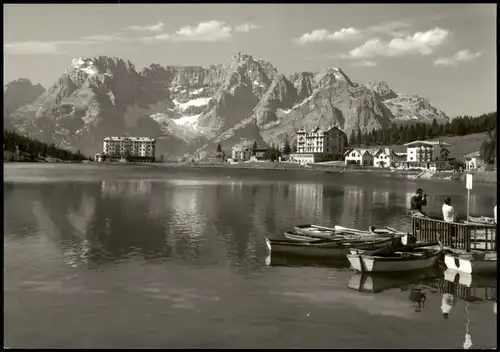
[464, 151, 481, 158]
[129, 137, 155, 142]
[297, 125, 344, 135]
[104, 136, 126, 141]
[404, 140, 451, 147]
[373, 148, 397, 157]
[104, 136, 155, 142]
[346, 148, 378, 156]
[232, 146, 250, 152]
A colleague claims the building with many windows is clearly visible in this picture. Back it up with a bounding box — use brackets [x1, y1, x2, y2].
[291, 126, 347, 165]
[103, 136, 156, 162]
[231, 146, 252, 162]
[398, 140, 450, 171]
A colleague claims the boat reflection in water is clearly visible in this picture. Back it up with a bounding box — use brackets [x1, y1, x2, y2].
[265, 253, 350, 269]
[347, 267, 441, 295]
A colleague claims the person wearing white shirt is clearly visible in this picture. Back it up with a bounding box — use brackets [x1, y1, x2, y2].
[442, 197, 455, 223]
[494, 205, 497, 224]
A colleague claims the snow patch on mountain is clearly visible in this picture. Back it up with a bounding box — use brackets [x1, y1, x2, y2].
[71, 58, 98, 76]
[173, 97, 213, 111]
[292, 94, 314, 109]
[172, 113, 201, 129]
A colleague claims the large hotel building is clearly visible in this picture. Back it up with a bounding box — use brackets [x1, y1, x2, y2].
[96, 136, 156, 162]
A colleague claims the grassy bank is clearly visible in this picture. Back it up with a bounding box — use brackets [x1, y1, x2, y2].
[376, 132, 489, 157]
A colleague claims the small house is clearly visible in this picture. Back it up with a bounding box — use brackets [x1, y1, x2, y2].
[344, 149, 374, 166]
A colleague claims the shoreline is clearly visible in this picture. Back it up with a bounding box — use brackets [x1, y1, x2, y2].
[106, 161, 499, 185]
[5, 160, 497, 185]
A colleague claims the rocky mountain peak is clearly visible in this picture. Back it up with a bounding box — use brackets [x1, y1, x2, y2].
[365, 81, 397, 100]
[314, 68, 354, 88]
[5, 52, 450, 159]
[4, 78, 46, 117]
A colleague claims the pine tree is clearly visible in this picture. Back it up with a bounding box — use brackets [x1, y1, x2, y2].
[355, 128, 362, 147]
[282, 139, 291, 155]
[252, 140, 258, 155]
[349, 129, 356, 146]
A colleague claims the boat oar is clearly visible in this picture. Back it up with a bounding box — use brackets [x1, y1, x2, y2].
[384, 226, 407, 234]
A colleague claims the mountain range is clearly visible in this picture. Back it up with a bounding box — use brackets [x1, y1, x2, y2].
[4, 53, 449, 159]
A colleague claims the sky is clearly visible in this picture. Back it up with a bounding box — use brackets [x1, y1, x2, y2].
[4, 4, 497, 117]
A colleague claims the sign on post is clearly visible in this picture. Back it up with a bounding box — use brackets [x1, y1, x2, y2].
[466, 174, 473, 190]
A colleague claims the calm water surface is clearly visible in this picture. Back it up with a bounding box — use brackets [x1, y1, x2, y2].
[4, 164, 497, 349]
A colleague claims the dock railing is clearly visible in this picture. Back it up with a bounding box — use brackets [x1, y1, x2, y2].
[412, 216, 497, 252]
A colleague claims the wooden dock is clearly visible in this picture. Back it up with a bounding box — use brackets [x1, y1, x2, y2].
[412, 216, 497, 252]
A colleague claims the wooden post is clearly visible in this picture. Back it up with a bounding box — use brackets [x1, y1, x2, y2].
[466, 174, 473, 223]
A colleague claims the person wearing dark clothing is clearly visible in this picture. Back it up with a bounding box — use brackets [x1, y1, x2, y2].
[410, 188, 428, 216]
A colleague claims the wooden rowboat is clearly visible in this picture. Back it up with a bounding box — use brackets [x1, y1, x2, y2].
[347, 243, 443, 273]
[444, 250, 497, 275]
[284, 231, 320, 242]
[293, 225, 335, 239]
[293, 224, 406, 240]
[333, 225, 401, 236]
[265, 236, 398, 258]
[284, 230, 395, 242]
[468, 216, 495, 225]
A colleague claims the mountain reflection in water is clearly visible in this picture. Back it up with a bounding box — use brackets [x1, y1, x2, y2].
[4, 165, 497, 349]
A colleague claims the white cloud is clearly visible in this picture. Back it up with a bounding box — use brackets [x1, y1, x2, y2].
[80, 33, 128, 42]
[344, 27, 449, 59]
[234, 22, 261, 32]
[5, 20, 259, 55]
[5, 41, 61, 55]
[145, 20, 259, 43]
[4, 39, 94, 55]
[174, 20, 232, 42]
[367, 20, 412, 37]
[350, 60, 378, 67]
[296, 27, 362, 44]
[4, 32, 135, 55]
[434, 49, 482, 66]
[128, 22, 164, 32]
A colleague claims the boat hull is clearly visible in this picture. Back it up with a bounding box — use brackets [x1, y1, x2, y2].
[266, 238, 348, 257]
[265, 237, 395, 258]
[444, 252, 497, 275]
[347, 249, 442, 273]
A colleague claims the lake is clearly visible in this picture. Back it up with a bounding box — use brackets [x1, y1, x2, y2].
[4, 164, 497, 349]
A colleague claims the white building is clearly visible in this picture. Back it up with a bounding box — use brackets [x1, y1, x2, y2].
[372, 148, 401, 168]
[289, 153, 323, 166]
[399, 140, 450, 171]
[231, 146, 252, 162]
[296, 126, 347, 159]
[344, 148, 376, 166]
[464, 151, 483, 171]
[404, 140, 450, 163]
[95, 153, 104, 163]
[103, 136, 156, 162]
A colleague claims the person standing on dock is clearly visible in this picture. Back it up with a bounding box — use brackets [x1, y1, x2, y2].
[442, 197, 455, 223]
[410, 188, 428, 217]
